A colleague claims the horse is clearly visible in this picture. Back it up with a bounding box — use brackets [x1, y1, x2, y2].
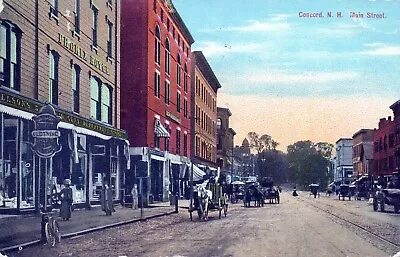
[195, 184, 213, 220]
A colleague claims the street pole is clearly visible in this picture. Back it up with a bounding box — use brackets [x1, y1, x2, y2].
[140, 178, 144, 221]
[189, 162, 194, 212]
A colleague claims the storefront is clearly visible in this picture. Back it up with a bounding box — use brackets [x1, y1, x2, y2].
[0, 89, 129, 214]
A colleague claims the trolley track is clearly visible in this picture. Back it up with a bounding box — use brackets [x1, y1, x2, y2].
[303, 197, 400, 252]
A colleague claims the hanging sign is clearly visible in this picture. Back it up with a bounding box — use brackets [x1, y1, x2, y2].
[32, 104, 62, 158]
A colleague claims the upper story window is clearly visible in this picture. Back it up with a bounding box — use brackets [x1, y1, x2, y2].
[176, 129, 181, 154]
[154, 71, 160, 98]
[0, 21, 21, 91]
[160, 9, 164, 22]
[72, 64, 80, 113]
[183, 98, 188, 118]
[176, 92, 181, 113]
[176, 54, 181, 86]
[165, 39, 170, 74]
[90, 76, 112, 124]
[74, 0, 80, 35]
[92, 5, 98, 50]
[164, 81, 170, 105]
[167, 19, 170, 31]
[183, 133, 188, 157]
[49, 50, 59, 105]
[155, 26, 161, 65]
[184, 63, 188, 92]
[50, 0, 59, 21]
[107, 21, 113, 58]
[217, 118, 222, 130]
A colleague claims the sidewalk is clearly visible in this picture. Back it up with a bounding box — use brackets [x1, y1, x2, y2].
[0, 200, 190, 252]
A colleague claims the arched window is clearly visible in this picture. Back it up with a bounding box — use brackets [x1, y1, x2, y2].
[90, 77, 113, 124]
[72, 64, 80, 112]
[0, 20, 21, 91]
[165, 38, 170, 74]
[176, 53, 181, 86]
[90, 77, 101, 120]
[184, 63, 188, 92]
[155, 25, 161, 65]
[217, 118, 222, 130]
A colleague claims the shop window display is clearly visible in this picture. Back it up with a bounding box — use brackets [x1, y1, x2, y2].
[20, 119, 35, 208]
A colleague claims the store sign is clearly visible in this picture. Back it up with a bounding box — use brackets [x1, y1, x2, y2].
[32, 104, 62, 158]
[58, 33, 109, 75]
[165, 110, 181, 124]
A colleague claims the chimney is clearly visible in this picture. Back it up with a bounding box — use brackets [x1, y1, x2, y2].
[388, 116, 392, 121]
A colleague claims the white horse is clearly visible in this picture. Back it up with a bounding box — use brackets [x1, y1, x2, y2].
[196, 184, 212, 220]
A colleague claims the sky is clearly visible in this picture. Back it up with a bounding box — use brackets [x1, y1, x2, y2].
[173, 0, 400, 151]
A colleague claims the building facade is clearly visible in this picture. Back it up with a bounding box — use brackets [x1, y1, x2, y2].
[190, 51, 220, 171]
[0, 0, 128, 214]
[233, 138, 255, 178]
[120, 0, 194, 202]
[216, 107, 236, 175]
[373, 116, 396, 181]
[389, 100, 400, 180]
[334, 138, 353, 184]
[352, 129, 374, 179]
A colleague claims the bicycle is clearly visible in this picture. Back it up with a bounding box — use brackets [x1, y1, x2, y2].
[41, 212, 61, 247]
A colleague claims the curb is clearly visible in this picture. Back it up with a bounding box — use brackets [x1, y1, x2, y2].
[1, 211, 176, 254]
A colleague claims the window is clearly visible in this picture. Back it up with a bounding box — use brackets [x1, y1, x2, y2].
[50, 0, 59, 20]
[101, 84, 112, 124]
[177, 54, 181, 86]
[184, 63, 188, 92]
[161, 9, 164, 22]
[183, 99, 188, 117]
[0, 21, 21, 91]
[176, 129, 181, 154]
[154, 71, 160, 98]
[176, 92, 181, 113]
[92, 5, 98, 49]
[74, 0, 80, 34]
[164, 124, 170, 151]
[217, 118, 222, 130]
[183, 133, 188, 156]
[49, 50, 59, 105]
[107, 21, 113, 58]
[167, 19, 170, 31]
[90, 77, 101, 120]
[154, 120, 160, 149]
[195, 137, 200, 156]
[165, 39, 170, 74]
[155, 26, 161, 65]
[164, 81, 170, 104]
[72, 64, 80, 112]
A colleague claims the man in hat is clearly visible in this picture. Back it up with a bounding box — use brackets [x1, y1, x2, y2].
[59, 179, 73, 220]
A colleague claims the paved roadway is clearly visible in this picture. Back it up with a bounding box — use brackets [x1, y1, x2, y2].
[8, 191, 400, 257]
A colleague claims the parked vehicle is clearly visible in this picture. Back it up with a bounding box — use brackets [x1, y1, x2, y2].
[259, 178, 280, 204]
[338, 184, 351, 200]
[373, 188, 400, 213]
[243, 182, 264, 207]
[309, 184, 320, 198]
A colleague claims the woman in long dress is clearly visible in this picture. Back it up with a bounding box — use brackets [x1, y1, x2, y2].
[60, 179, 73, 220]
[101, 184, 114, 216]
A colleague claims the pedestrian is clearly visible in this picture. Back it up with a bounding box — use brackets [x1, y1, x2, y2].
[131, 184, 138, 209]
[292, 187, 298, 197]
[59, 179, 73, 221]
[101, 183, 114, 216]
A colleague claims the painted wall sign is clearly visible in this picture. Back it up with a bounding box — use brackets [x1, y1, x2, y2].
[166, 110, 181, 124]
[32, 104, 62, 158]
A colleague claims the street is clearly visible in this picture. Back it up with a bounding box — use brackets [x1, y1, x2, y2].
[8, 191, 400, 257]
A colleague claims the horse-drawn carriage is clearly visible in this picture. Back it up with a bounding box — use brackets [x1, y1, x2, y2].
[230, 181, 245, 204]
[338, 184, 352, 200]
[309, 184, 320, 198]
[373, 188, 400, 213]
[189, 167, 228, 221]
[260, 178, 280, 204]
[243, 182, 264, 207]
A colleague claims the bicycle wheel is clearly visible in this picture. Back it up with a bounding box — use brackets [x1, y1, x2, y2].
[45, 222, 56, 247]
[52, 219, 61, 243]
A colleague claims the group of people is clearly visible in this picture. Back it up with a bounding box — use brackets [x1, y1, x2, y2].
[58, 179, 115, 220]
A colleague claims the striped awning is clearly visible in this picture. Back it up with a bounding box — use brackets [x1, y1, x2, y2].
[154, 118, 170, 138]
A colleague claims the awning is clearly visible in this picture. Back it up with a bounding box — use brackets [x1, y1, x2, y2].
[154, 118, 170, 138]
[0, 104, 35, 120]
[193, 164, 206, 182]
[58, 121, 112, 140]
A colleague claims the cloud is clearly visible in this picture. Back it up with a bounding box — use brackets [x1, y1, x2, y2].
[193, 41, 263, 57]
[223, 20, 290, 32]
[218, 93, 397, 151]
[361, 43, 400, 56]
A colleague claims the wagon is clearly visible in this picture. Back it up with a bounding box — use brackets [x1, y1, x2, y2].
[243, 182, 264, 207]
[309, 183, 320, 198]
[338, 184, 351, 200]
[373, 188, 400, 213]
[259, 178, 280, 204]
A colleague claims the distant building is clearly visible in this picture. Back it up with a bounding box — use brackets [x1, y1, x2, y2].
[233, 138, 255, 177]
[216, 107, 236, 174]
[389, 100, 400, 178]
[352, 129, 374, 179]
[335, 138, 353, 184]
[373, 116, 396, 179]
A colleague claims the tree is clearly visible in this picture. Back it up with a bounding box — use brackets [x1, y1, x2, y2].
[247, 132, 279, 154]
[287, 140, 331, 189]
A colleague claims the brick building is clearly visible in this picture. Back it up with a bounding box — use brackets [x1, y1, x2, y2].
[190, 51, 220, 171]
[352, 129, 374, 179]
[216, 107, 236, 175]
[120, 0, 194, 202]
[0, 0, 128, 214]
[373, 116, 396, 180]
[389, 100, 400, 178]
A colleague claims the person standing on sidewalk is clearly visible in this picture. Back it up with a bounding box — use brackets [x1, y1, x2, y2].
[101, 184, 114, 216]
[59, 179, 73, 220]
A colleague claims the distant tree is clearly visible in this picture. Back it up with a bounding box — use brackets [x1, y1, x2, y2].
[258, 150, 288, 184]
[286, 140, 331, 189]
[247, 132, 279, 154]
